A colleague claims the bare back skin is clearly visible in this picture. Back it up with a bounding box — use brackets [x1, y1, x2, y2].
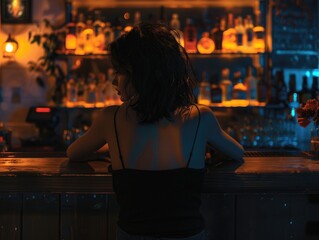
[67, 103, 244, 168]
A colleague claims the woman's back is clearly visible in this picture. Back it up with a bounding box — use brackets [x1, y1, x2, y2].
[110, 104, 206, 237]
[108, 104, 205, 171]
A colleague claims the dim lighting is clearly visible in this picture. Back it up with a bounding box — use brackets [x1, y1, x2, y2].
[3, 34, 19, 58]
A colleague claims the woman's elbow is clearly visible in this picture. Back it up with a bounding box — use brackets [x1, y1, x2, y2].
[66, 146, 82, 161]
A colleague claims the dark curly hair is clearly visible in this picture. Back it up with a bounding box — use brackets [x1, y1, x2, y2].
[109, 22, 197, 123]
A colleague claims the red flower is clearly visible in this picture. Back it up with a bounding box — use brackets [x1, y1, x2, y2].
[296, 99, 319, 128]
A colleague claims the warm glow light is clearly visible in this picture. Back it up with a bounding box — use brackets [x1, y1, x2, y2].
[5, 43, 14, 53]
[3, 34, 19, 58]
[66, 33, 77, 50]
[35, 107, 51, 113]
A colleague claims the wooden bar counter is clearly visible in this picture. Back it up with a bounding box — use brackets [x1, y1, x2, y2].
[1, 151, 319, 240]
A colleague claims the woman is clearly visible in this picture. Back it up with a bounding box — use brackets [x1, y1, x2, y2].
[67, 23, 244, 240]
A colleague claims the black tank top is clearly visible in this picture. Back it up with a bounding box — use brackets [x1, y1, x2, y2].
[111, 105, 205, 238]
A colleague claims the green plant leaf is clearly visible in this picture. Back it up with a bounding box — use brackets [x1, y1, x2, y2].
[36, 77, 45, 88]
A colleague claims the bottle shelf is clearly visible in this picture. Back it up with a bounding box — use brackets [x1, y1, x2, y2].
[72, 0, 257, 8]
[57, 51, 264, 60]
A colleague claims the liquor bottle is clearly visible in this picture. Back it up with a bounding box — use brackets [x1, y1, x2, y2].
[66, 76, 78, 105]
[222, 13, 237, 51]
[158, 6, 166, 25]
[134, 11, 142, 25]
[85, 72, 97, 105]
[287, 74, 298, 102]
[93, 10, 105, 54]
[299, 75, 312, 105]
[275, 70, 288, 106]
[244, 15, 254, 50]
[210, 73, 222, 103]
[65, 3, 76, 54]
[197, 71, 211, 105]
[197, 32, 215, 54]
[183, 18, 197, 54]
[95, 73, 107, 106]
[245, 66, 258, 104]
[83, 16, 95, 54]
[170, 13, 184, 47]
[104, 22, 114, 52]
[232, 71, 247, 100]
[253, 12, 265, 52]
[256, 67, 267, 103]
[77, 76, 86, 102]
[287, 73, 299, 109]
[220, 68, 232, 102]
[210, 17, 224, 51]
[312, 76, 319, 100]
[235, 16, 245, 50]
[65, 22, 77, 53]
[75, 12, 86, 55]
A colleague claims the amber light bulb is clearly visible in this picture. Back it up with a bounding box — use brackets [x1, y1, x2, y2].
[3, 34, 19, 58]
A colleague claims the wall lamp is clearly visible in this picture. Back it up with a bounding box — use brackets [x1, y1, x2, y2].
[3, 34, 19, 58]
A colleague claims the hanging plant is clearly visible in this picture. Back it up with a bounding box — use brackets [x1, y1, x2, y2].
[28, 19, 67, 104]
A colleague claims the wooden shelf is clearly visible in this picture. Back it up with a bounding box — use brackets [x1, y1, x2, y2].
[72, 0, 257, 9]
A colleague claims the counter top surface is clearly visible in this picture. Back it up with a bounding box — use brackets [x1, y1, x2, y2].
[1, 151, 319, 193]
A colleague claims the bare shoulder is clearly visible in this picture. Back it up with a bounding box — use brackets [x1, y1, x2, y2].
[191, 104, 215, 119]
[98, 105, 120, 117]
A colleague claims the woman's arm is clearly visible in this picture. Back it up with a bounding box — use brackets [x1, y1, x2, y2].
[202, 106, 244, 162]
[66, 109, 109, 161]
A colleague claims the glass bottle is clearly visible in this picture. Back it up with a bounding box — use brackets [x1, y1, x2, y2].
[210, 17, 224, 51]
[134, 11, 142, 25]
[245, 66, 258, 104]
[65, 23, 77, 54]
[312, 76, 319, 100]
[85, 72, 97, 105]
[275, 70, 288, 106]
[256, 67, 267, 103]
[222, 13, 236, 51]
[77, 76, 86, 103]
[211, 73, 222, 103]
[93, 10, 105, 54]
[232, 71, 247, 100]
[75, 12, 86, 55]
[245, 15, 254, 49]
[66, 75, 78, 104]
[170, 13, 184, 47]
[183, 18, 197, 54]
[299, 75, 312, 105]
[220, 68, 232, 102]
[287, 73, 299, 109]
[83, 16, 95, 54]
[104, 22, 114, 52]
[197, 71, 211, 105]
[253, 12, 265, 52]
[235, 16, 245, 51]
[197, 32, 215, 54]
[287, 74, 298, 103]
[95, 73, 107, 107]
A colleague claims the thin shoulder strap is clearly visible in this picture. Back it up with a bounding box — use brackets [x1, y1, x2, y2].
[186, 104, 201, 168]
[113, 106, 125, 169]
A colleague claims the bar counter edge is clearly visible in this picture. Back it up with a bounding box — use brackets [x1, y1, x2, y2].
[1, 154, 319, 194]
